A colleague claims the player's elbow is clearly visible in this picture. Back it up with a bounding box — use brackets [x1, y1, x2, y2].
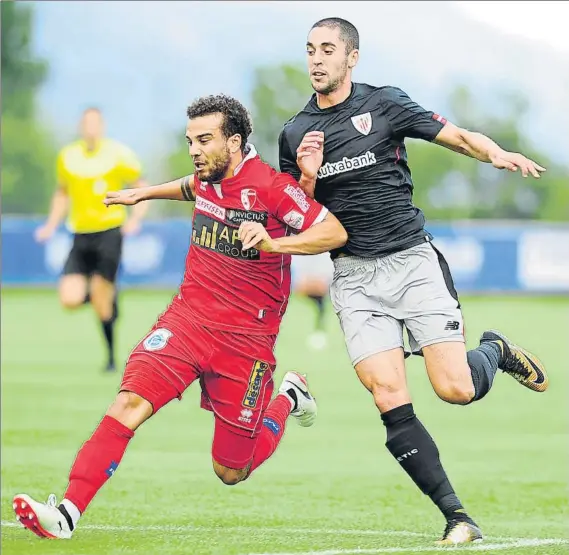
[337, 226, 348, 247]
[331, 221, 348, 248]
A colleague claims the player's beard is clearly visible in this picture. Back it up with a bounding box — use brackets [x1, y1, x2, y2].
[312, 59, 349, 95]
[198, 146, 231, 184]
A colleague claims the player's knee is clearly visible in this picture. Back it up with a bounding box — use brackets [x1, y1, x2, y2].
[212, 461, 248, 486]
[434, 380, 475, 405]
[106, 391, 153, 430]
[369, 380, 409, 412]
[59, 289, 85, 309]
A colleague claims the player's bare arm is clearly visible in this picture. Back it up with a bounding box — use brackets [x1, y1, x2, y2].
[239, 212, 347, 255]
[104, 175, 195, 206]
[35, 185, 69, 243]
[295, 131, 325, 198]
[434, 122, 546, 178]
[121, 178, 151, 236]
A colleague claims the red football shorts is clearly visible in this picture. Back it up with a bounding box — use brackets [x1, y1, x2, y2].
[121, 301, 277, 469]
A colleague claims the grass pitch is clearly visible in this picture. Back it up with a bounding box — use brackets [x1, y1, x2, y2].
[1, 290, 568, 554]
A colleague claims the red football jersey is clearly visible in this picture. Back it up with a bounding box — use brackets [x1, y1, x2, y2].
[176, 145, 328, 335]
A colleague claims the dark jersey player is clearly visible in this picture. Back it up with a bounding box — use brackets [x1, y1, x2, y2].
[279, 18, 549, 546]
[13, 94, 347, 540]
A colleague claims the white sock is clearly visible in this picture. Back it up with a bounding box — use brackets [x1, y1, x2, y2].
[60, 499, 81, 529]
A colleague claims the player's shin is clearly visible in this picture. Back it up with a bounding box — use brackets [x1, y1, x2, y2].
[466, 342, 501, 402]
[62, 415, 134, 529]
[381, 403, 467, 519]
[248, 395, 292, 475]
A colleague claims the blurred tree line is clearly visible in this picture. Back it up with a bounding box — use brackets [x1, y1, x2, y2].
[1, 2, 57, 214]
[2, 2, 567, 222]
[167, 63, 568, 221]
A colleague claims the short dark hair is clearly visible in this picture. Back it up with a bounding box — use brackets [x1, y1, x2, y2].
[186, 94, 253, 152]
[311, 17, 359, 54]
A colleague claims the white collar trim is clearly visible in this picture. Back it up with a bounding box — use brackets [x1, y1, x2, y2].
[234, 143, 257, 175]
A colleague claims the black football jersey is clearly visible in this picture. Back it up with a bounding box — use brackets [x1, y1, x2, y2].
[279, 83, 446, 259]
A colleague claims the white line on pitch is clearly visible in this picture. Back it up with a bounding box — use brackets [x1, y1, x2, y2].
[247, 538, 569, 555]
[2, 520, 568, 552]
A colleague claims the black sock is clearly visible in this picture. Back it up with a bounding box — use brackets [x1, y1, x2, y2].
[307, 294, 325, 331]
[101, 318, 115, 365]
[467, 342, 502, 402]
[111, 294, 119, 322]
[382, 403, 464, 519]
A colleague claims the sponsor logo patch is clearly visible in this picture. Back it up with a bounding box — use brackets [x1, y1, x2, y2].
[262, 417, 281, 435]
[226, 209, 268, 226]
[191, 213, 261, 261]
[282, 209, 305, 230]
[283, 184, 310, 213]
[317, 151, 377, 179]
[243, 360, 270, 408]
[195, 196, 226, 220]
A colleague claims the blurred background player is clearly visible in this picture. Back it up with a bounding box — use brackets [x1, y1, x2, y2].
[292, 253, 334, 350]
[34, 107, 148, 372]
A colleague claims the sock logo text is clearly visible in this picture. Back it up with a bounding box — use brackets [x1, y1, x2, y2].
[396, 448, 419, 462]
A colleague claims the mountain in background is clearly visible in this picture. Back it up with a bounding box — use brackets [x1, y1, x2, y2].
[33, 1, 568, 177]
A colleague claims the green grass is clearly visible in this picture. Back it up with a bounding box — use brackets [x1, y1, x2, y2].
[1, 290, 568, 555]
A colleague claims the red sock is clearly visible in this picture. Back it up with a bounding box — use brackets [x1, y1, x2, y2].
[63, 415, 134, 513]
[249, 394, 291, 474]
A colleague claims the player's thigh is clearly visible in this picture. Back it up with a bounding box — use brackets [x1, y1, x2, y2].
[123, 316, 202, 414]
[422, 342, 474, 404]
[401, 243, 465, 355]
[202, 330, 276, 466]
[211, 417, 257, 484]
[330, 268, 406, 368]
[93, 227, 123, 284]
[58, 274, 89, 308]
[59, 235, 90, 307]
[355, 347, 410, 412]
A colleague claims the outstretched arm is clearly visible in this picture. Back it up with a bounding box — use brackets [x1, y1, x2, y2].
[104, 175, 195, 206]
[239, 212, 347, 255]
[433, 123, 546, 178]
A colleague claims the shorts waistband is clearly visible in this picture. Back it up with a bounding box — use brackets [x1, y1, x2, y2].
[333, 256, 379, 271]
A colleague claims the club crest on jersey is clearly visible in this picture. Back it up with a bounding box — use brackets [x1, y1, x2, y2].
[351, 112, 372, 135]
[143, 328, 173, 351]
[241, 189, 257, 211]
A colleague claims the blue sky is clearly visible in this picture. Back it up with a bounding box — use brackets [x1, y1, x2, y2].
[31, 1, 569, 178]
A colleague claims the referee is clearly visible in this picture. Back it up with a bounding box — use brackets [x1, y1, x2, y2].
[279, 18, 548, 545]
[35, 108, 148, 372]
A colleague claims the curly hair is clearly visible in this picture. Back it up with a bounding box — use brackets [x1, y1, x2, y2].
[186, 94, 253, 152]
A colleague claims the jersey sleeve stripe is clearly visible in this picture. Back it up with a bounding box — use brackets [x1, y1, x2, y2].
[310, 207, 329, 227]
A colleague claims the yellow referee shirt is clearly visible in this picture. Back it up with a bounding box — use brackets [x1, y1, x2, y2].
[57, 138, 142, 234]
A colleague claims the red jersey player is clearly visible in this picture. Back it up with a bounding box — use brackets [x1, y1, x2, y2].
[13, 95, 347, 540]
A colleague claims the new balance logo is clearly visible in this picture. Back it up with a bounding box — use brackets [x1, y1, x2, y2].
[444, 320, 460, 331]
[317, 151, 376, 179]
[397, 448, 419, 462]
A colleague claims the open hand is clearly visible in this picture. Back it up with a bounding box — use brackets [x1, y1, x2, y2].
[490, 151, 546, 178]
[296, 131, 324, 179]
[34, 224, 56, 243]
[104, 189, 144, 206]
